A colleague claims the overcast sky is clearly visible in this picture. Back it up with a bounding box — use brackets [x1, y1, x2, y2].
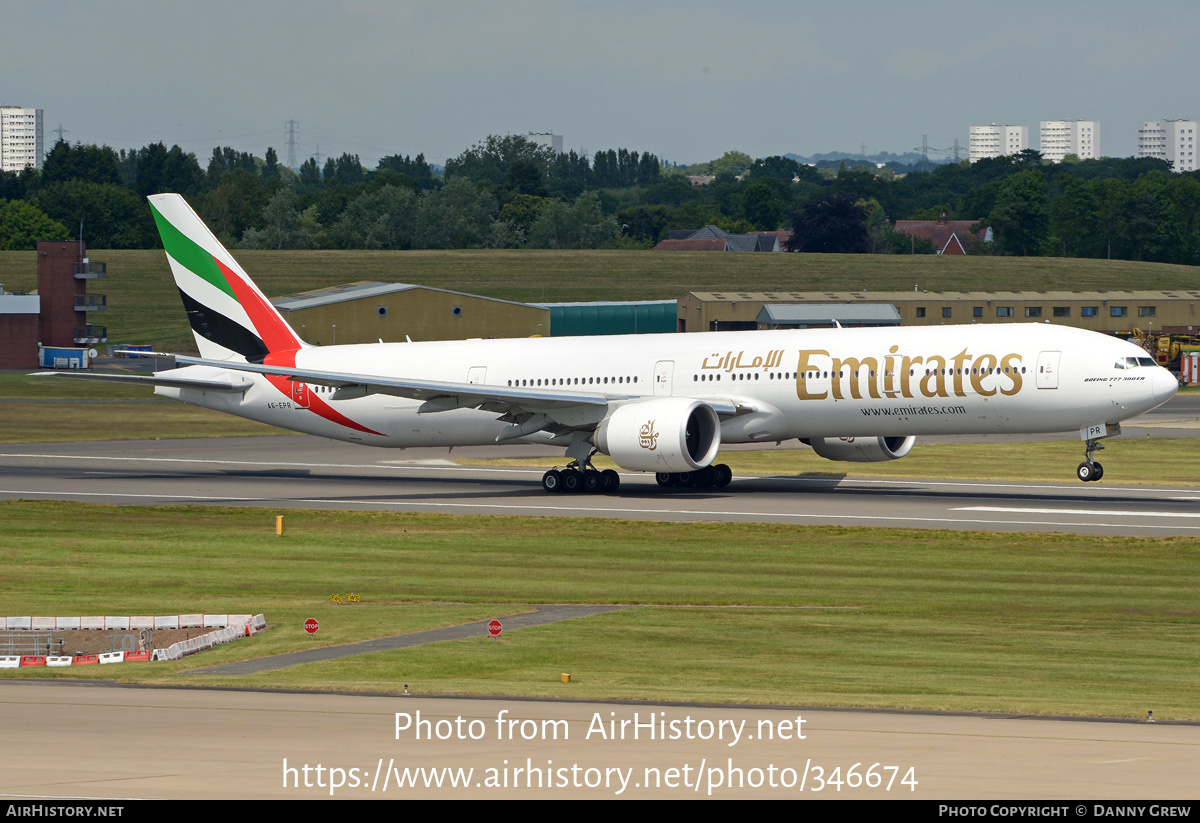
[4, 1, 1196, 168]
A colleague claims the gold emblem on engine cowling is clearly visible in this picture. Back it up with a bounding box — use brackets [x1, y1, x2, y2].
[639, 420, 659, 450]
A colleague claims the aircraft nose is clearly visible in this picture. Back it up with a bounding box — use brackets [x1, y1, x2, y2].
[1153, 367, 1179, 404]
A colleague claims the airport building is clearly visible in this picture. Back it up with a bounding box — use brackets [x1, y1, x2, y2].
[678, 290, 1200, 335]
[527, 133, 563, 154]
[1039, 120, 1100, 162]
[968, 125, 1028, 162]
[272, 282, 551, 345]
[1137, 119, 1198, 173]
[0, 241, 107, 368]
[0, 106, 44, 172]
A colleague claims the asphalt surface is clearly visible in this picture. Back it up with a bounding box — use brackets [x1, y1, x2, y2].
[0, 394, 1197, 536]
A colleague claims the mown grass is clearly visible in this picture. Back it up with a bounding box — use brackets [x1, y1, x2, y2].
[0, 374, 289, 442]
[2, 501, 1198, 719]
[2, 248, 1196, 350]
[462, 437, 1200, 487]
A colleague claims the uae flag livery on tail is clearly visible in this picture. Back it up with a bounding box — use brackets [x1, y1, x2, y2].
[148, 194, 302, 362]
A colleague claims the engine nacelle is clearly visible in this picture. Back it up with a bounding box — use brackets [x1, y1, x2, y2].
[595, 398, 721, 473]
[805, 435, 916, 463]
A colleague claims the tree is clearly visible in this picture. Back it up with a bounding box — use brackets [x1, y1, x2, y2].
[527, 192, 619, 249]
[787, 194, 869, 253]
[986, 169, 1049, 255]
[239, 185, 316, 249]
[263, 147, 280, 181]
[740, 180, 785, 230]
[33, 181, 155, 248]
[41, 141, 122, 186]
[445, 135, 554, 190]
[298, 158, 321, 187]
[497, 193, 548, 244]
[327, 185, 418, 249]
[416, 177, 498, 248]
[1049, 176, 1100, 257]
[0, 200, 70, 249]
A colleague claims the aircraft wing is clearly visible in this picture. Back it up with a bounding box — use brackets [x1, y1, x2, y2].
[172, 355, 748, 418]
[30, 371, 254, 393]
[172, 354, 620, 413]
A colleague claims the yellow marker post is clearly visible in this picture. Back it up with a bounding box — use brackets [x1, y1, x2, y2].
[561, 673, 572, 683]
[276, 515, 285, 536]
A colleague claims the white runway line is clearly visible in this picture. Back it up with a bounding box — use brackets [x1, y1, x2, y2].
[957, 506, 1200, 519]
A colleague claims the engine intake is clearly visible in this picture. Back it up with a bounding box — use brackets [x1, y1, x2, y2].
[595, 398, 721, 473]
[805, 435, 916, 463]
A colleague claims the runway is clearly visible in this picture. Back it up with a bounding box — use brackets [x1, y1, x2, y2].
[1, 434, 1198, 537]
[2, 681, 1196, 800]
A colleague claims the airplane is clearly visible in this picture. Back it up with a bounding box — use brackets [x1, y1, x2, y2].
[38, 193, 1179, 493]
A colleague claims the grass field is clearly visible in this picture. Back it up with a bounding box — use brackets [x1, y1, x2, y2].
[3, 248, 1197, 350]
[3, 501, 1198, 719]
[0, 374, 287, 442]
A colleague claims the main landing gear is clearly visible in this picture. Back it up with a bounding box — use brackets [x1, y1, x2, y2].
[1077, 438, 1105, 483]
[542, 462, 621, 494]
[656, 463, 733, 490]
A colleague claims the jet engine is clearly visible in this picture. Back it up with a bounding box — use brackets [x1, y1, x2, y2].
[595, 397, 721, 473]
[804, 435, 916, 463]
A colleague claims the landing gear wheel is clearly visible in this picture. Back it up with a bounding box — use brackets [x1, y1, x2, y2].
[656, 472, 674, 487]
[561, 469, 582, 493]
[693, 466, 717, 488]
[713, 463, 733, 488]
[1091, 462, 1103, 482]
[1077, 461, 1096, 482]
[583, 470, 604, 494]
[541, 469, 562, 493]
[601, 469, 620, 493]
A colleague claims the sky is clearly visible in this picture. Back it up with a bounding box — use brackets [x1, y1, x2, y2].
[3, 1, 1197, 169]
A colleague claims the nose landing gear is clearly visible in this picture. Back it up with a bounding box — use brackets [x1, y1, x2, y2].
[1077, 437, 1105, 483]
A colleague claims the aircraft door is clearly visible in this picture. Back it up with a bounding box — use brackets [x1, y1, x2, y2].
[1036, 351, 1061, 389]
[654, 360, 674, 396]
[290, 380, 310, 408]
[467, 366, 486, 384]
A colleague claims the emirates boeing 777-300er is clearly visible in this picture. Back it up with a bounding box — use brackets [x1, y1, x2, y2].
[39, 193, 1179, 493]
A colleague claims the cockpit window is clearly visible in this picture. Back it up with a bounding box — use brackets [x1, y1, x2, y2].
[1137, 357, 1157, 367]
[1114, 359, 1128, 369]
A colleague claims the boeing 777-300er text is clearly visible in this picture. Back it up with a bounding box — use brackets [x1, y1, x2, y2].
[39, 194, 1179, 493]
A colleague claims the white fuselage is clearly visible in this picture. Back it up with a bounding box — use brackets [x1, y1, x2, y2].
[156, 323, 1178, 451]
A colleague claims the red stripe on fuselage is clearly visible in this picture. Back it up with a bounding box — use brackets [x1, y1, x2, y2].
[259, 343, 385, 437]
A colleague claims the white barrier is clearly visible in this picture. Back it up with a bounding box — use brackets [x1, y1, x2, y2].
[3, 614, 264, 666]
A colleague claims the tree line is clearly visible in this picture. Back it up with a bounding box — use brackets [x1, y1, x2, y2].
[2, 137, 1200, 267]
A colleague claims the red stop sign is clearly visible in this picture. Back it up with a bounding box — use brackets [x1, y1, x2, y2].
[304, 618, 319, 635]
[488, 620, 502, 637]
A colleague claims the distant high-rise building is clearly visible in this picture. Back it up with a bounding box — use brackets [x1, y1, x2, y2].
[968, 125, 1028, 162]
[1137, 119, 1197, 173]
[1039, 120, 1100, 163]
[527, 132, 564, 154]
[0, 106, 44, 172]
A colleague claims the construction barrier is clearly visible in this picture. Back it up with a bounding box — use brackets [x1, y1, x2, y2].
[46, 656, 73, 667]
[31, 617, 55, 631]
[98, 652, 124, 665]
[80, 616, 104, 630]
[73, 654, 99, 666]
[20, 656, 47, 667]
[56, 617, 81, 630]
[0, 657, 21, 668]
[124, 651, 151, 662]
[105, 617, 130, 630]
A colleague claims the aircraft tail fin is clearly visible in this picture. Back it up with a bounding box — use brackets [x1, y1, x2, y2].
[148, 193, 304, 361]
